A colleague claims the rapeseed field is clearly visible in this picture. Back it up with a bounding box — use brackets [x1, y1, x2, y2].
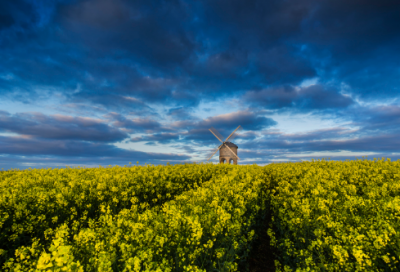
[0, 159, 399, 271]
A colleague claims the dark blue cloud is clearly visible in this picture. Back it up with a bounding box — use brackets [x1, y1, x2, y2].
[199, 0, 400, 99]
[178, 111, 277, 147]
[254, 133, 400, 153]
[59, 0, 197, 67]
[2, 0, 398, 107]
[238, 111, 400, 159]
[1, 0, 399, 102]
[243, 84, 354, 111]
[167, 107, 198, 121]
[0, 136, 190, 170]
[126, 111, 276, 147]
[0, 135, 188, 158]
[132, 133, 180, 145]
[107, 112, 163, 133]
[0, 0, 37, 30]
[338, 105, 400, 135]
[0, 111, 128, 142]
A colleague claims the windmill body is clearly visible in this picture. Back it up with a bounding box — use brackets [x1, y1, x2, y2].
[219, 142, 238, 165]
[207, 126, 242, 164]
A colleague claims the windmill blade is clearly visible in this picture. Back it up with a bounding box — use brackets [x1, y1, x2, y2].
[225, 125, 243, 142]
[209, 127, 224, 143]
[226, 128, 242, 142]
[207, 145, 223, 161]
[224, 143, 240, 160]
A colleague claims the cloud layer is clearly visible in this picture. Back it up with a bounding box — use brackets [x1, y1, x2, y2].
[1, 0, 400, 169]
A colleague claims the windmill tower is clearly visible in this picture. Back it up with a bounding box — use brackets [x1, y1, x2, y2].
[207, 125, 242, 164]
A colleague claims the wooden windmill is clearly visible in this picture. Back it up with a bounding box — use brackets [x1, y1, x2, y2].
[207, 125, 242, 164]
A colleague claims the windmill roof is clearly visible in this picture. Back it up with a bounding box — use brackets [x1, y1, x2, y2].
[219, 141, 238, 148]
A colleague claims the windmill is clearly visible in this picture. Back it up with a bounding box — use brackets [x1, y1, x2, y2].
[207, 125, 243, 164]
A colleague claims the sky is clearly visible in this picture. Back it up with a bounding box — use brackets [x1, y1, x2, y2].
[1, 0, 400, 170]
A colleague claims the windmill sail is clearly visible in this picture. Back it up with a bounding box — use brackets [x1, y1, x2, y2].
[207, 145, 223, 161]
[209, 127, 224, 142]
[225, 125, 242, 142]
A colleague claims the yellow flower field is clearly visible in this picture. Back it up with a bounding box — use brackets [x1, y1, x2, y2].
[1, 158, 399, 271]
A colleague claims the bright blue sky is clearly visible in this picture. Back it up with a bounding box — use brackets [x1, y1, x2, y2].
[1, 0, 400, 169]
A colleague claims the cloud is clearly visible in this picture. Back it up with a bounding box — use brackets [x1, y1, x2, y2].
[107, 112, 163, 133]
[131, 133, 180, 144]
[0, 111, 128, 142]
[0, 135, 188, 158]
[226, 104, 400, 163]
[0, 1, 37, 31]
[265, 134, 400, 153]
[240, 124, 400, 157]
[176, 110, 277, 146]
[1, 0, 400, 169]
[167, 107, 198, 121]
[125, 110, 276, 147]
[197, 111, 277, 131]
[347, 105, 400, 133]
[243, 84, 354, 111]
[279, 127, 358, 142]
[0, 0, 315, 109]
[59, 0, 196, 67]
[199, 0, 400, 99]
[2, 0, 398, 110]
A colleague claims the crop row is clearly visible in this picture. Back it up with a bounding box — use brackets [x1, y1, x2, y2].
[1, 164, 269, 271]
[0, 163, 236, 269]
[265, 158, 400, 271]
